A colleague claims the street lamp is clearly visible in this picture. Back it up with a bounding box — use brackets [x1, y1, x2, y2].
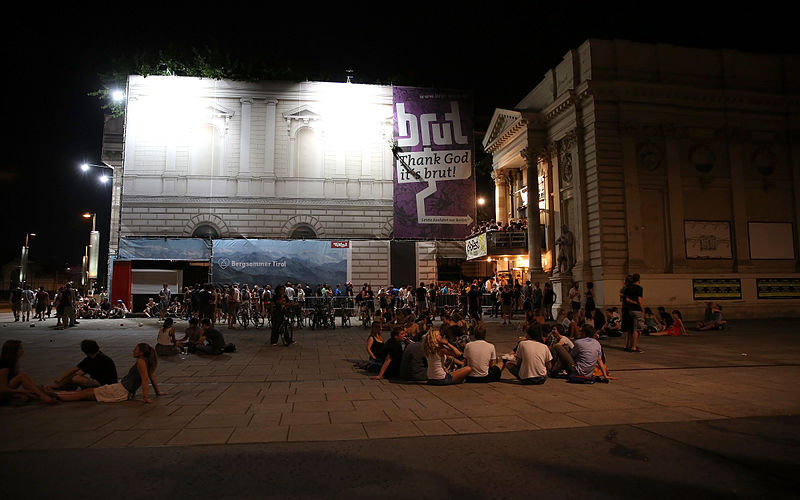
[19, 233, 36, 283]
[79, 160, 117, 293]
[80, 161, 115, 182]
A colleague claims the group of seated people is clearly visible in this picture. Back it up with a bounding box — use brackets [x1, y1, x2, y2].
[547, 304, 688, 340]
[468, 218, 528, 237]
[1, 339, 164, 405]
[357, 305, 614, 385]
[75, 297, 129, 319]
[696, 302, 727, 331]
[154, 317, 235, 356]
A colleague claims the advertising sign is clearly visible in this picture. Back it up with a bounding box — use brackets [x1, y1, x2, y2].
[465, 233, 487, 260]
[392, 86, 475, 239]
[692, 278, 742, 301]
[88, 230, 100, 279]
[119, 237, 212, 260]
[212, 239, 348, 286]
[756, 278, 800, 299]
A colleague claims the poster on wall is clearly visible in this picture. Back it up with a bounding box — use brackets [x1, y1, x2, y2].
[748, 222, 795, 259]
[684, 221, 732, 259]
[212, 239, 348, 286]
[392, 87, 476, 239]
[692, 278, 742, 301]
[465, 233, 487, 260]
[756, 278, 800, 299]
[119, 238, 212, 260]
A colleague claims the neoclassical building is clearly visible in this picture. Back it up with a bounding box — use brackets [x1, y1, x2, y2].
[102, 77, 454, 301]
[482, 39, 800, 316]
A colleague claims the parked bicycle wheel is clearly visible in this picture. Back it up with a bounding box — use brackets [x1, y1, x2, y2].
[252, 310, 264, 328]
[237, 309, 250, 329]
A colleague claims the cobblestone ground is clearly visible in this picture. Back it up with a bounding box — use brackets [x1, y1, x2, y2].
[1, 313, 798, 450]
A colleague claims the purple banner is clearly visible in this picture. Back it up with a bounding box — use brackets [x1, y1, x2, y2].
[392, 87, 476, 239]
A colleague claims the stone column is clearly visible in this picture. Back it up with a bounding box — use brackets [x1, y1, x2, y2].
[622, 134, 646, 271]
[493, 171, 508, 224]
[665, 137, 689, 272]
[549, 145, 562, 268]
[263, 98, 277, 196]
[522, 147, 545, 277]
[238, 97, 252, 196]
[727, 129, 753, 271]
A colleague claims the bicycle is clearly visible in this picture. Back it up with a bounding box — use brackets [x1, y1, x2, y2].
[237, 304, 252, 329]
[340, 301, 352, 328]
[310, 302, 335, 330]
[358, 302, 372, 329]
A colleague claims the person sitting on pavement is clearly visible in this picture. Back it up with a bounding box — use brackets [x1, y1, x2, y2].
[644, 307, 664, 335]
[422, 328, 472, 386]
[111, 299, 129, 319]
[601, 307, 622, 337]
[399, 334, 428, 382]
[366, 322, 384, 365]
[371, 326, 407, 380]
[570, 325, 613, 381]
[46, 340, 118, 391]
[178, 317, 203, 349]
[143, 297, 158, 318]
[195, 318, 228, 355]
[54, 343, 165, 404]
[155, 318, 183, 357]
[464, 322, 504, 383]
[0, 340, 56, 405]
[697, 304, 727, 331]
[651, 310, 687, 336]
[502, 324, 552, 385]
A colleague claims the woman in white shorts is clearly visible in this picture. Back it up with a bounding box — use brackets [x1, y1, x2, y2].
[55, 343, 165, 404]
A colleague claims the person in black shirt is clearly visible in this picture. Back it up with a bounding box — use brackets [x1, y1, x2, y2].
[196, 318, 227, 355]
[622, 273, 645, 352]
[47, 340, 118, 390]
[10, 284, 23, 322]
[370, 326, 407, 380]
[467, 280, 481, 320]
[414, 282, 427, 315]
[198, 284, 215, 323]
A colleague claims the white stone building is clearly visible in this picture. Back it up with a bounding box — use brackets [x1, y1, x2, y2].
[483, 39, 800, 317]
[103, 76, 454, 299]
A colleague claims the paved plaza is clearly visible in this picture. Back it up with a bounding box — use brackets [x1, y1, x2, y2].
[1, 312, 798, 450]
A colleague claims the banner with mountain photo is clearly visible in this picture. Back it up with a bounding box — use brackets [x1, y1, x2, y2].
[211, 239, 349, 286]
[392, 86, 476, 239]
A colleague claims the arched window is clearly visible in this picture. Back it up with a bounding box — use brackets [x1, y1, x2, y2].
[296, 127, 321, 178]
[192, 224, 219, 239]
[290, 224, 317, 239]
[192, 124, 222, 175]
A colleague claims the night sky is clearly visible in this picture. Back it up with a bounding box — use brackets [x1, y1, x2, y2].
[4, 5, 797, 283]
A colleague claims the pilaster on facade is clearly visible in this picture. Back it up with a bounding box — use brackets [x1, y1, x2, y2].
[264, 98, 278, 177]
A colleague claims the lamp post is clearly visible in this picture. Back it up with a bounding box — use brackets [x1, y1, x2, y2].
[19, 232, 36, 283]
[80, 161, 116, 294]
[82, 212, 99, 294]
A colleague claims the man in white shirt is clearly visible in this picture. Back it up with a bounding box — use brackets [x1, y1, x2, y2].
[464, 323, 504, 383]
[504, 324, 552, 385]
[285, 283, 295, 301]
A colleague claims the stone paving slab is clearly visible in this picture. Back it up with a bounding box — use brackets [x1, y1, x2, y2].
[1, 314, 799, 450]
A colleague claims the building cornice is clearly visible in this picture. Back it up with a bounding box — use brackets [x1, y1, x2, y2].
[122, 196, 393, 207]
